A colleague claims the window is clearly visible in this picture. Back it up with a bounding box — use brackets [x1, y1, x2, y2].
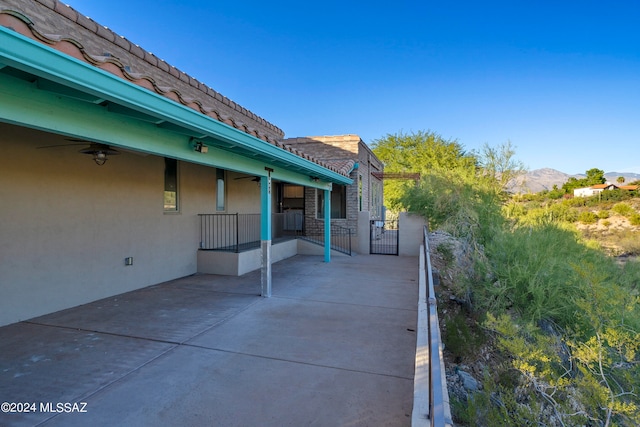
[358, 175, 363, 211]
[317, 186, 346, 219]
[216, 168, 225, 211]
[164, 158, 178, 212]
[371, 180, 382, 218]
[283, 184, 304, 210]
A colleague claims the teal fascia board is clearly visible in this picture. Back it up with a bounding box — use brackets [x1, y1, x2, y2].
[324, 189, 331, 262]
[0, 26, 351, 187]
[260, 177, 272, 241]
[0, 71, 333, 189]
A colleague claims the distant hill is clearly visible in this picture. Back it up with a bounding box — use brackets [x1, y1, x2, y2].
[509, 169, 640, 194]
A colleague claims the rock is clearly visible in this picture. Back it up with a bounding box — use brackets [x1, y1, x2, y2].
[457, 370, 479, 391]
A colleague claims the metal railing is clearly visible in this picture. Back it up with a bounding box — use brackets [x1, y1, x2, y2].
[296, 217, 353, 256]
[412, 225, 452, 426]
[199, 213, 261, 252]
[199, 213, 353, 256]
[272, 211, 304, 238]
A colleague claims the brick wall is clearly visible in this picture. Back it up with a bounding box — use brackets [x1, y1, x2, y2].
[291, 135, 385, 238]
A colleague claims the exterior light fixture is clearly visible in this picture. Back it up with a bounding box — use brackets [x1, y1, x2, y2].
[192, 139, 208, 153]
[310, 176, 319, 182]
[79, 143, 120, 166]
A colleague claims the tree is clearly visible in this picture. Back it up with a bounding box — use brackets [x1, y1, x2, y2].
[585, 168, 606, 185]
[475, 140, 526, 193]
[617, 176, 626, 184]
[371, 130, 475, 173]
[371, 130, 476, 211]
[562, 168, 607, 193]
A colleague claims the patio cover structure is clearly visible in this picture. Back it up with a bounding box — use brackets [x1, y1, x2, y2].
[0, 5, 351, 311]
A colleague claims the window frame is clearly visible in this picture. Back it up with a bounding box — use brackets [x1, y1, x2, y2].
[216, 168, 226, 212]
[163, 157, 179, 213]
[316, 186, 347, 219]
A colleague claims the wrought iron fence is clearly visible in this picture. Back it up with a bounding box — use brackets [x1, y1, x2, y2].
[199, 213, 353, 256]
[370, 219, 399, 255]
[299, 218, 353, 255]
[272, 211, 304, 238]
[198, 213, 260, 252]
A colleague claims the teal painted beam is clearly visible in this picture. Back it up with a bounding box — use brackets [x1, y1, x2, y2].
[0, 27, 351, 186]
[324, 188, 331, 263]
[260, 175, 272, 241]
[0, 71, 335, 190]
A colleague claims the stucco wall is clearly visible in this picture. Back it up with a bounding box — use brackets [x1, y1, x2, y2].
[0, 123, 223, 326]
[398, 212, 426, 256]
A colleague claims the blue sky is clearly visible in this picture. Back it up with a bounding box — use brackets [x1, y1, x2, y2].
[70, 0, 640, 174]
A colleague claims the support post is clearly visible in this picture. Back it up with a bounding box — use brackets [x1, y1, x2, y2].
[324, 188, 331, 263]
[261, 173, 272, 297]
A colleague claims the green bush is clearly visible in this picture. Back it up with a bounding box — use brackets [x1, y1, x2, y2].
[619, 233, 640, 255]
[502, 201, 526, 219]
[598, 210, 610, 219]
[481, 225, 588, 324]
[566, 197, 588, 207]
[613, 202, 636, 217]
[630, 213, 640, 226]
[442, 312, 484, 362]
[578, 211, 597, 224]
[600, 189, 634, 202]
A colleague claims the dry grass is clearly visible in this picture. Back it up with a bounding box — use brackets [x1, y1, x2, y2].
[577, 215, 640, 255]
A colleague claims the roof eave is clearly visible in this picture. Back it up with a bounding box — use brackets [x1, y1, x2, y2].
[0, 26, 351, 186]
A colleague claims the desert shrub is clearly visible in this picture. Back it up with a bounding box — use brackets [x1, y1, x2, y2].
[442, 312, 485, 363]
[600, 189, 634, 202]
[481, 224, 588, 324]
[451, 369, 540, 426]
[549, 202, 578, 222]
[402, 166, 503, 244]
[511, 204, 579, 226]
[613, 202, 635, 217]
[598, 210, 610, 219]
[502, 201, 526, 219]
[602, 220, 611, 227]
[630, 213, 640, 226]
[578, 211, 597, 224]
[435, 242, 455, 265]
[565, 197, 588, 207]
[619, 233, 640, 255]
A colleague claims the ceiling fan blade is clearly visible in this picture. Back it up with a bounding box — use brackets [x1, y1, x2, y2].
[37, 143, 86, 149]
[78, 144, 120, 156]
[234, 176, 261, 181]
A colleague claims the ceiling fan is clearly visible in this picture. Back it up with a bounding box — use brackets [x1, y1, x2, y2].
[234, 176, 261, 182]
[37, 139, 120, 165]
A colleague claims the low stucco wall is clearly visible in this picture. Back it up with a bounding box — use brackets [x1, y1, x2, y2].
[399, 212, 426, 256]
[197, 239, 300, 276]
[357, 210, 371, 255]
[296, 239, 350, 257]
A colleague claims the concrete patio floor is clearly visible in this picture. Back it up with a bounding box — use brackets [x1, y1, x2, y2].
[0, 254, 419, 427]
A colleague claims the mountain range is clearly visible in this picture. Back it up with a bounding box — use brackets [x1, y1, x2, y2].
[510, 168, 640, 194]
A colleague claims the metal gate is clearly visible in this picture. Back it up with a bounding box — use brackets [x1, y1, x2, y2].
[370, 219, 399, 255]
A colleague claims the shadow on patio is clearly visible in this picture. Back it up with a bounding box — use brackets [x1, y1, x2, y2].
[0, 254, 418, 427]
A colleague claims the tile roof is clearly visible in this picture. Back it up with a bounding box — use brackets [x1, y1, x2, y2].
[282, 135, 364, 176]
[0, 0, 349, 177]
[323, 159, 356, 176]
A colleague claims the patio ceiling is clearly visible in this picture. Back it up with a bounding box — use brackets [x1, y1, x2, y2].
[0, 25, 352, 188]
